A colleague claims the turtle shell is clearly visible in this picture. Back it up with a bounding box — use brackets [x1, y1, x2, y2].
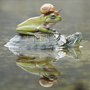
[4, 33, 67, 55]
[4, 32, 82, 56]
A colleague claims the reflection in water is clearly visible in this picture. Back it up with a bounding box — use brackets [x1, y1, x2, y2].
[55, 47, 82, 60]
[16, 56, 60, 87]
[5, 36, 82, 87]
[14, 46, 81, 87]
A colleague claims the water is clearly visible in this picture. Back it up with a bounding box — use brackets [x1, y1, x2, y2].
[0, 0, 90, 90]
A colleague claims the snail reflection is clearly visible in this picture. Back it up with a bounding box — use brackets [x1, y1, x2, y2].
[16, 55, 60, 87]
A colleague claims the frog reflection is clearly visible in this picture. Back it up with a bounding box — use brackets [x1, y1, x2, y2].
[16, 56, 60, 87]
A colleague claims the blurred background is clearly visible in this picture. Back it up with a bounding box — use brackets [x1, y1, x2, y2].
[0, 0, 90, 90]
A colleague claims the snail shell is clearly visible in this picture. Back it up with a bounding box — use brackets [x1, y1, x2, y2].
[40, 3, 55, 14]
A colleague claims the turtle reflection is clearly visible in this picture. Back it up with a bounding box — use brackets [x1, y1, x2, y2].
[55, 46, 82, 60]
[16, 56, 60, 87]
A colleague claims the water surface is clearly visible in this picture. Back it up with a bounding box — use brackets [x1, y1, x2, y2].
[0, 0, 90, 90]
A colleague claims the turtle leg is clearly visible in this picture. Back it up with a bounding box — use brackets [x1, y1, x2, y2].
[55, 33, 61, 41]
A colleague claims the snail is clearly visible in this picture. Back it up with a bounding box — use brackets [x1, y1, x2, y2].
[40, 3, 61, 16]
[40, 3, 55, 15]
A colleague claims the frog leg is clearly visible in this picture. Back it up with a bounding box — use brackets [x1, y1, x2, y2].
[47, 28, 56, 32]
[38, 27, 53, 34]
[38, 27, 59, 38]
[17, 30, 42, 38]
[17, 26, 54, 37]
[17, 26, 43, 38]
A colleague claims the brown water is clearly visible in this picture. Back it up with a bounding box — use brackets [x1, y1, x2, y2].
[0, 0, 90, 90]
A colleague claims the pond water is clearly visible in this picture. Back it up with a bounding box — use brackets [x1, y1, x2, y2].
[0, 0, 90, 90]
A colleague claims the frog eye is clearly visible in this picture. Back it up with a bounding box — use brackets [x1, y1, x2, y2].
[51, 14, 56, 19]
[48, 75, 55, 80]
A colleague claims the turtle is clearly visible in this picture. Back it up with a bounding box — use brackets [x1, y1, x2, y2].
[4, 32, 82, 55]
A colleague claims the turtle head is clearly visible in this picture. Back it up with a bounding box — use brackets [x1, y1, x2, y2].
[66, 32, 83, 46]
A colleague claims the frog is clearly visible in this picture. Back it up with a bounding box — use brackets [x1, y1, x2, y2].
[16, 13, 62, 38]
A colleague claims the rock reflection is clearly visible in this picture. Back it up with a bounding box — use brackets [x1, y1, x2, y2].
[16, 55, 60, 87]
